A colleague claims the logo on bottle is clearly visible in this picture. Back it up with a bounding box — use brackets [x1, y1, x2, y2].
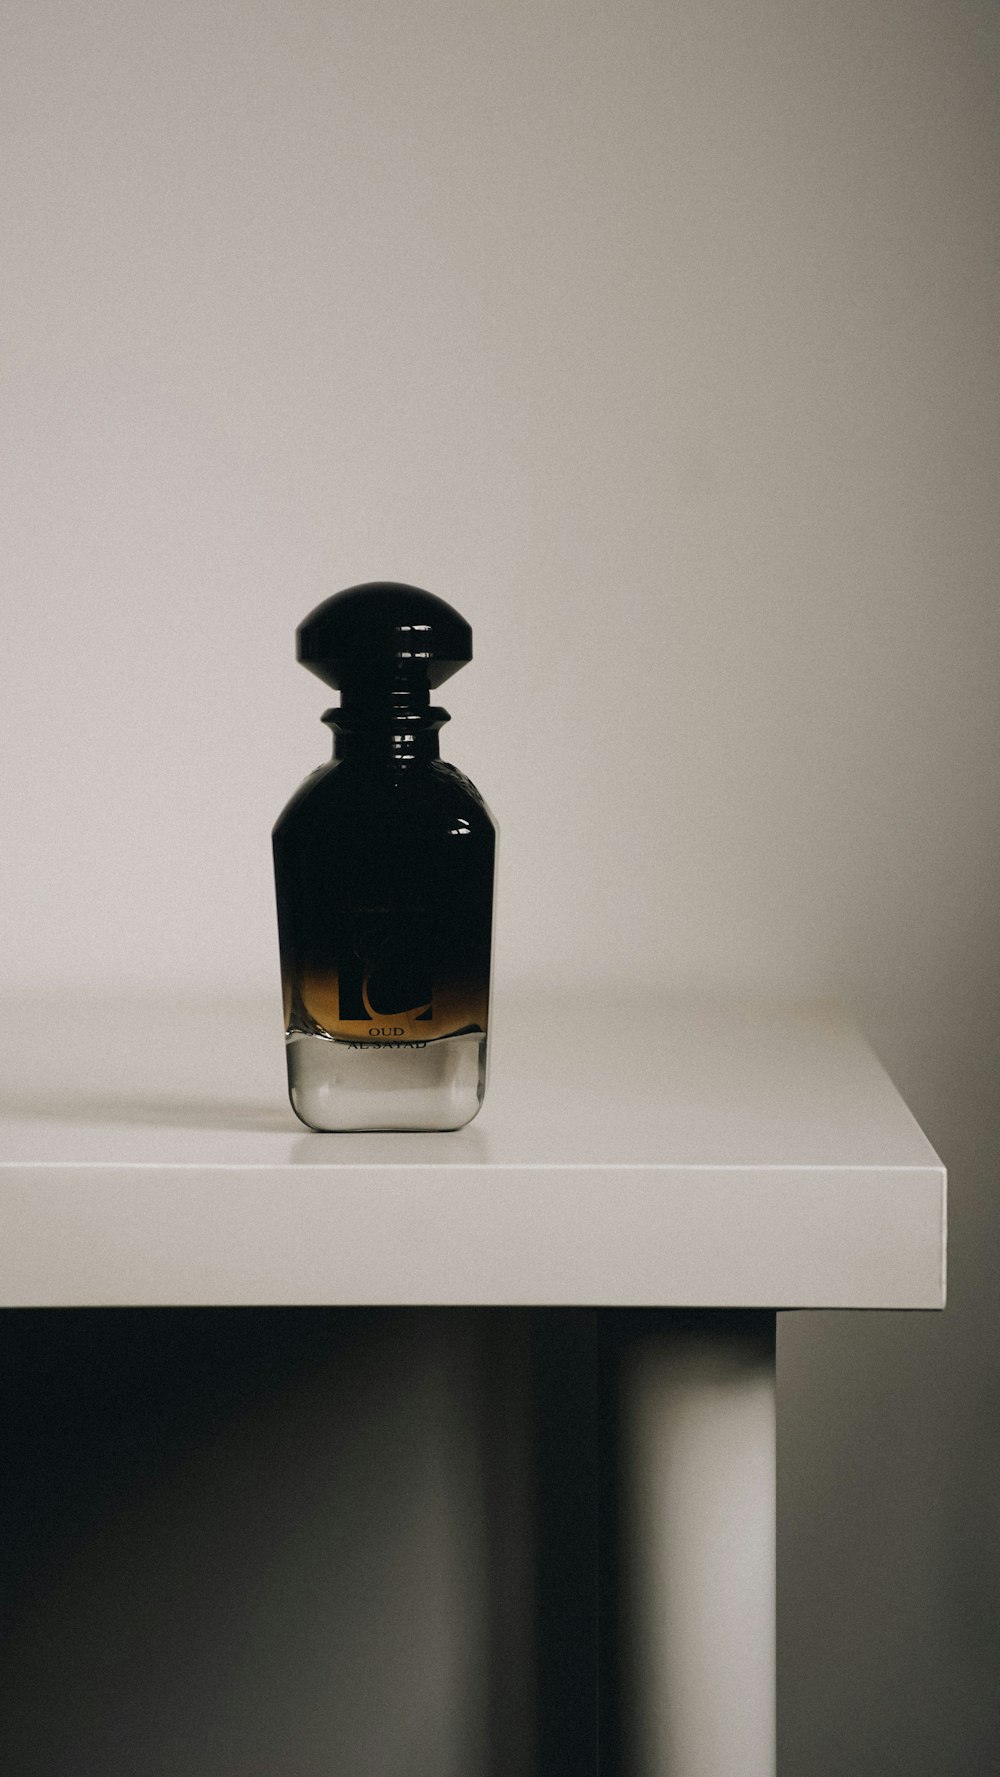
[338, 905, 433, 1025]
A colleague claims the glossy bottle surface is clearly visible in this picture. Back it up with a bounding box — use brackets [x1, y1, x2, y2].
[274, 580, 496, 1132]
[273, 736, 496, 1131]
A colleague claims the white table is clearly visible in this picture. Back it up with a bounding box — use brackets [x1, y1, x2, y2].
[0, 987, 945, 1776]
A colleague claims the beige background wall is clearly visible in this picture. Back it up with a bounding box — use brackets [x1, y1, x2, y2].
[3, 1, 998, 1769]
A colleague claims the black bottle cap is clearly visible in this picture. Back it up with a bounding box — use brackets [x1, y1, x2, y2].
[297, 582, 472, 691]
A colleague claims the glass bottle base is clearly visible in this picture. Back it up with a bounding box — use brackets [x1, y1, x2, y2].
[285, 1029, 486, 1132]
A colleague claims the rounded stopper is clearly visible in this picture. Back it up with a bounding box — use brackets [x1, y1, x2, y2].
[296, 582, 472, 691]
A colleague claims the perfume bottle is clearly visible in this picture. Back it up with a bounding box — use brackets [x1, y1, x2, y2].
[273, 582, 497, 1132]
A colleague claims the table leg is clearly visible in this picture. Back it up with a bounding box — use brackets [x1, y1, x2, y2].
[601, 1310, 776, 1777]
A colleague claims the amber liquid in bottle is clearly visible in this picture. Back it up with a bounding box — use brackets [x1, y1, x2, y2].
[272, 584, 496, 1131]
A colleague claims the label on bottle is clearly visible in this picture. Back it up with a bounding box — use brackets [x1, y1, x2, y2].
[336, 900, 435, 1032]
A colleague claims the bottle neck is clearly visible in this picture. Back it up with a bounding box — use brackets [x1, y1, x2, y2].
[323, 683, 448, 767]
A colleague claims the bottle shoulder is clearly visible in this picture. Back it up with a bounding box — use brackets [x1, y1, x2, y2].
[273, 757, 496, 839]
[272, 760, 338, 835]
[428, 760, 497, 828]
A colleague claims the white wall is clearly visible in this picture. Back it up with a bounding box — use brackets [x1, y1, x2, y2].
[3, 1, 998, 1768]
